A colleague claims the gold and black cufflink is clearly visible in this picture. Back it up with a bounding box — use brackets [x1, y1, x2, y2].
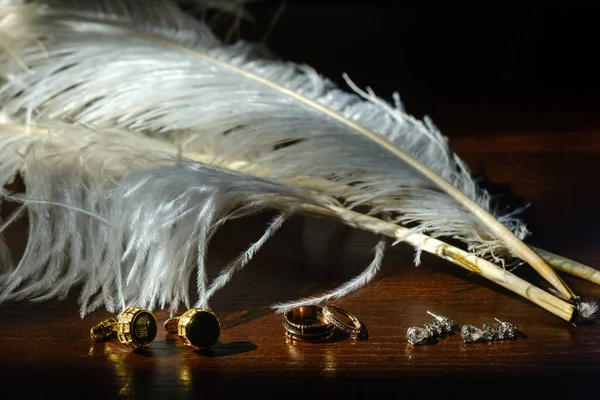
[164, 308, 221, 350]
[90, 307, 158, 350]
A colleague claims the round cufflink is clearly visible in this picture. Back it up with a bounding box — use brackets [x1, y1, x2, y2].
[90, 307, 158, 350]
[164, 308, 221, 350]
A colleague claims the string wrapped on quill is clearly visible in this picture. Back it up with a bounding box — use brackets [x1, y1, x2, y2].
[0, 0, 597, 323]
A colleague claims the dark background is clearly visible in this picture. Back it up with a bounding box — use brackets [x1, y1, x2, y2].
[210, 1, 600, 135]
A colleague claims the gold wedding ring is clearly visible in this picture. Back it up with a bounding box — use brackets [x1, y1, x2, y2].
[282, 304, 363, 342]
[322, 304, 362, 339]
[90, 307, 158, 350]
[282, 305, 335, 342]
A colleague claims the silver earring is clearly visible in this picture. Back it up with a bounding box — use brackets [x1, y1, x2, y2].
[406, 311, 456, 346]
[460, 324, 484, 343]
[461, 318, 517, 343]
[489, 318, 517, 340]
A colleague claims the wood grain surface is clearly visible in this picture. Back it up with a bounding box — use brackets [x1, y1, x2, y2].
[1, 104, 600, 398]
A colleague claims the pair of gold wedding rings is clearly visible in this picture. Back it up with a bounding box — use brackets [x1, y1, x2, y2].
[90, 307, 221, 351]
[282, 304, 362, 342]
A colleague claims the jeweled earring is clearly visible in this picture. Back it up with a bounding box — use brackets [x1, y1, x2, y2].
[486, 318, 517, 340]
[164, 308, 221, 350]
[90, 307, 158, 350]
[406, 311, 456, 345]
[460, 324, 484, 343]
[461, 318, 518, 343]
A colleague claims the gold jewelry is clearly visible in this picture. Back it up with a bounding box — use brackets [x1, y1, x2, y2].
[282, 305, 335, 342]
[164, 308, 221, 350]
[321, 304, 362, 339]
[285, 329, 335, 343]
[90, 307, 157, 350]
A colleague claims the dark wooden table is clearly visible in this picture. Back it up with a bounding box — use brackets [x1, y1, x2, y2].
[1, 102, 600, 398]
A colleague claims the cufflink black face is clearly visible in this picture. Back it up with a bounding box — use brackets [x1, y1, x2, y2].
[164, 308, 221, 350]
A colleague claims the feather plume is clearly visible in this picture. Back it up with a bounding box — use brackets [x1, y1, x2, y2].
[0, 0, 590, 315]
[0, 121, 590, 322]
[0, 1, 528, 253]
[0, 2, 541, 256]
[0, 121, 337, 315]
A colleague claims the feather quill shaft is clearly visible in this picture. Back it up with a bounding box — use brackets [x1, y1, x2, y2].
[531, 247, 600, 286]
[0, 0, 577, 300]
[291, 204, 578, 322]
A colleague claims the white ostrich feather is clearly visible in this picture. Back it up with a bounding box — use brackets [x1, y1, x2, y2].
[0, 121, 341, 316]
[0, 0, 583, 312]
[0, 0, 529, 257]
